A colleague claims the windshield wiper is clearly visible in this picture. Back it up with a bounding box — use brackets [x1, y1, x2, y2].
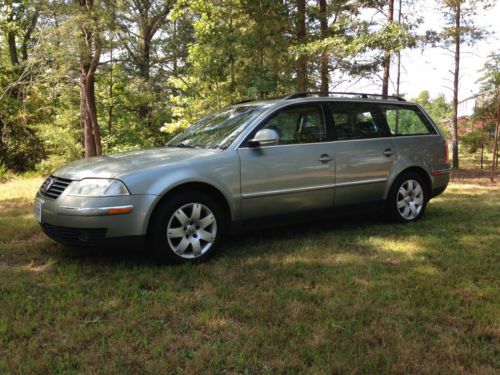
[171, 142, 200, 148]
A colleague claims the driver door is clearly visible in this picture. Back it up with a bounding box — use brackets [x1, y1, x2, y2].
[237, 103, 335, 219]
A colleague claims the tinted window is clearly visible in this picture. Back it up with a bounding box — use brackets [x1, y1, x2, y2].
[381, 105, 436, 136]
[328, 102, 387, 140]
[260, 105, 327, 145]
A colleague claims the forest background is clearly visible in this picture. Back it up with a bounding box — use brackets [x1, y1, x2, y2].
[0, 0, 498, 176]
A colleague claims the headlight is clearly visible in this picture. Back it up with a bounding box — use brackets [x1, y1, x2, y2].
[66, 178, 130, 197]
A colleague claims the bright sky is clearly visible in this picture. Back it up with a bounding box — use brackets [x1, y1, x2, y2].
[337, 0, 500, 101]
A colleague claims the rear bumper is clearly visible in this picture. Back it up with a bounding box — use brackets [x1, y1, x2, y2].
[431, 185, 448, 198]
[431, 170, 450, 198]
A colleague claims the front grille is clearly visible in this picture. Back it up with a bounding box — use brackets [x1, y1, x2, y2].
[39, 176, 72, 199]
[41, 223, 107, 246]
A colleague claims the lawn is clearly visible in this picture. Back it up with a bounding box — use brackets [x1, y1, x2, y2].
[0, 174, 498, 374]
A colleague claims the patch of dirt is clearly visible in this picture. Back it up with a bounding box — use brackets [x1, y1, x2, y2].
[451, 168, 499, 186]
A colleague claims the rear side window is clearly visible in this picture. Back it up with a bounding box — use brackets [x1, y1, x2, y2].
[380, 105, 437, 136]
[261, 105, 327, 144]
[327, 102, 387, 140]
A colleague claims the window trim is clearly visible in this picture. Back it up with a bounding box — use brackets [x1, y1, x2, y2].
[239, 102, 332, 148]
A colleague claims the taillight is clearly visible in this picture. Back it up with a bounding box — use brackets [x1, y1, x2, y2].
[443, 140, 449, 164]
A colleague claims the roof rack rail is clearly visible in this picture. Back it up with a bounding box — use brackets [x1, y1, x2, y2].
[284, 92, 406, 102]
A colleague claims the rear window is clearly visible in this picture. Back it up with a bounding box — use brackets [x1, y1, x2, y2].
[380, 105, 437, 136]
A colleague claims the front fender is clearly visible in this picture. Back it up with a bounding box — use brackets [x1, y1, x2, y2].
[121, 152, 241, 234]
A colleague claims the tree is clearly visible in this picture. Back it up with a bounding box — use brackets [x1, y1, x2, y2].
[118, 0, 173, 80]
[0, 0, 46, 171]
[164, 0, 294, 133]
[395, 0, 402, 96]
[319, 0, 328, 93]
[381, 0, 394, 96]
[2, 0, 39, 70]
[475, 52, 500, 179]
[116, 0, 174, 128]
[414, 90, 452, 128]
[77, 0, 104, 157]
[439, 0, 491, 170]
[492, 95, 500, 181]
[296, 0, 307, 92]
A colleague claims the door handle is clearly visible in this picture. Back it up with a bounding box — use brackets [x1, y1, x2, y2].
[383, 148, 394, 157]
[318, 154, 333, 163]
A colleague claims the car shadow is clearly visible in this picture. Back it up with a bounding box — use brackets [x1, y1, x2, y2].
[57, 211, 387, 267]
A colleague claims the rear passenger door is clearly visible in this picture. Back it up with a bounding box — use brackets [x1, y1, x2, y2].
[327, 101, 396, 206]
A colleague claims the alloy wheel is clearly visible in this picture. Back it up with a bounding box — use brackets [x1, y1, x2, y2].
[396, 179, 424, 220]
[166, 203, 217, 259]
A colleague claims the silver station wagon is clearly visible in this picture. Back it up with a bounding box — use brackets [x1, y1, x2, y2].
[34, 92, 451, 262]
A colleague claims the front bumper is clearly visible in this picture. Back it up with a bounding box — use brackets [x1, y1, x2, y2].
[35, 192, 157, 240]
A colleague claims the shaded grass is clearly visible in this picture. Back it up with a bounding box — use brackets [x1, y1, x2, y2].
[0, 176, 499, 374]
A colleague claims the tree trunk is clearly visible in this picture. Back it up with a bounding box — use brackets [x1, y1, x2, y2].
[78, 0, 102, 158]
[138, 28, 152, 125]
[382, 0, 394, 97]
[451, 2, 461, 170]
[319, 0, 328, 94]
[108, 49, 113, 136]
[395, 0, 402, 97]
[7, 32, 19, 67]
[85, 75, 102, 155]
[173, 19, 178, 77]
[79, 74, 86, 157]
[139, 28, 152, 80]
[21, 11, 39, 61]
[296, 0, 307, 92]
[0, 115, 5, 162]
[80, 68, 102, 157]
[480, 139, 484, 169]
[491, 95, 500, 182]
[5, 0, 19, 67]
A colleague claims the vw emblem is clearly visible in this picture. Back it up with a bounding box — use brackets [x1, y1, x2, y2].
[41, 177, 54, 194]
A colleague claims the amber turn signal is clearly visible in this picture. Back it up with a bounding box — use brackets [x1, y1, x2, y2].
[108, 207, 133, 215]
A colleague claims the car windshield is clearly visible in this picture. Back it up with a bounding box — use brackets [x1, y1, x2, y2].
[167, 105, 266, 149]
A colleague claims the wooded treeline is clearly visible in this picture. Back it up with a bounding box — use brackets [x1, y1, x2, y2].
[0, 0, 497, 174]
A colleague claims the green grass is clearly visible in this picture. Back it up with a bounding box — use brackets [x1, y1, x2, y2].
[0, 175, 499, 374]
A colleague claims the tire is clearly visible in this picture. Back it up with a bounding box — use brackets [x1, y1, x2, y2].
[387, 172, 429, 223]
[149, 191, 225, 263]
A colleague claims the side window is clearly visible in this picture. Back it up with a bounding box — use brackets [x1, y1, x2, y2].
[328, 103, 386, 140]
[382, 105, 437, 136]
[261, 105, 327, 144]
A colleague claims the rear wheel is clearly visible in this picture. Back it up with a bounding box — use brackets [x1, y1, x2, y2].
[149, 191, 224, 263]
[387, 172, 429, 223]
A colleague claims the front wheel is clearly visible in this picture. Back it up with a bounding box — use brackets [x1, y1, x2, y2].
[387, 172, 429, 223]
[149, 191, 224, 263]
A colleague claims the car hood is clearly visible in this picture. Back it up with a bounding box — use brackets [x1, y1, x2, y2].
[53, 147, 220, 180]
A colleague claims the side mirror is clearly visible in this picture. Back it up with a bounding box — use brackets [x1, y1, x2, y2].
[248, 128, 280, 147]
